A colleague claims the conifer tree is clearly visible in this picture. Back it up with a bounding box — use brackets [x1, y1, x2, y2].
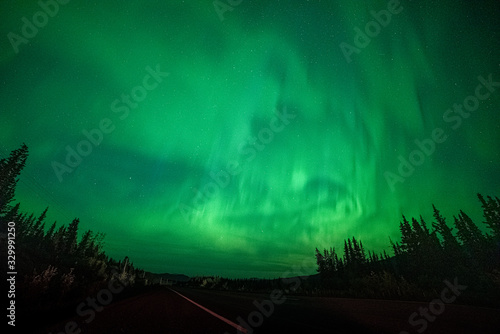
[77, 230, 93, 259]
[43, 221, 57, 252]
[65, 218, 80, 255]
[430, 205, 464, 275]
[45, 221, 56, 241]
[32, 207, 48, 240]
[432, 205, 461, 255]
[352, 237, 360, 263]
[53, 225, 67, 253]
[478, 193, 500, 240]
[19, 212, 35, 240]
[315, 248, 325, 274]
[343, 239, 351, 265]
[3, 202, 20, 224]
[454, 211, 487, 264]
[399, 215, 415, 254]
[347, 238, 353, 264]
[359, 240, 366, 264]
[0, 143, 28, 217]
[390, 237, 402, 257]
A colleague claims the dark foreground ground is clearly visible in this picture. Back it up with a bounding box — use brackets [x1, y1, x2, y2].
[33, 287, 500, 334]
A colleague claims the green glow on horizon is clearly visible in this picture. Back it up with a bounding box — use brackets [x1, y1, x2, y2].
[0, 0, 499, 278]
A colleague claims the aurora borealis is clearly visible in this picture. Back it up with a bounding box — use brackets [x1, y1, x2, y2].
[1, 0, 499, 278]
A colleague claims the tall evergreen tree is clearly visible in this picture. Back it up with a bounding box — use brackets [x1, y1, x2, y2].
[0, 143, 28, 217]
[359, 240, 367, 264]
[88, 232, 106, 259]
[478, 193, 500, 240]
[18, 212, 35, 240]
[53, 225, 67, 253]
[1, 203, 21, 231]
[45, 221, 56, 240]
[343, 239, 351, 265]
[347, 238, 354, 264]
[77, 230, 93, 259]
[65, 218, 80, 255]
[32, 207, 49, 240]
[419, 215, 431, 235]
[352, 237, 360, 263]
[411, 217, 424, 246]
[44, 221, 57, 251]
[399, 215, 415, 254]
[454, 210, 487, 264]
[315, 248, 326, 274]
[421, 215, 442, 252]
[390, 237, 402, 257]
[432, 205, 461, 258]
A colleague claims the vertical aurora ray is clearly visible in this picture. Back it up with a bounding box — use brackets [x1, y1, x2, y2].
[0, 0, 499, 277]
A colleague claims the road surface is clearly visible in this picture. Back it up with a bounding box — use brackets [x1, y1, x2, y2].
[37, 287, 500, 333]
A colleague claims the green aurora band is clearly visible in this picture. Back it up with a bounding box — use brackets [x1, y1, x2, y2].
[0, 0, 499, 277]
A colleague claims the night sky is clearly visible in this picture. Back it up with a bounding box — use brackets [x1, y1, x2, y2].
[1, 0, 499, 278]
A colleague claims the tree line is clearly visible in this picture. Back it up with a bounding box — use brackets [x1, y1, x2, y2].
[315, 195, 500, 305]
[0, 144, 141, 329]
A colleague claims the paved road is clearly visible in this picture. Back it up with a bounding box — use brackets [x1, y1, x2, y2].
[173, 288, 500, 334]
[38, 287, 500, 334]
[39, 288, 237, 334]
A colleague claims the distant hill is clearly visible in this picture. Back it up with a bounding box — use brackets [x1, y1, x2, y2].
[145, 272, 190, 284]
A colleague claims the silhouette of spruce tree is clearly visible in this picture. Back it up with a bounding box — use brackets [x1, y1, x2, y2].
[432, 205, 462, 266]
[478, 193, 500, 241]
[454, 210, 487, 265]
[0, 143, 28, 221]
